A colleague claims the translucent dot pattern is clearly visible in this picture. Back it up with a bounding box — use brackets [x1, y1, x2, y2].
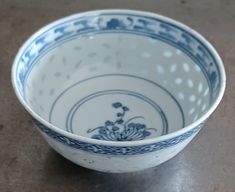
[176, 49, 182, 55]
[197, 99, 202, 106]
[151, 47, 210, 123]
[175, 78, 182, 85]
[178, 92, 185, 100]
[198, 83, 203, 93]
[183, 63, 190, 72]
[189, 108, 195, 115]
[189, 95, 196, 102]
[204, 88, 209, 96]
[156, 65, 164, 74]
[163, 50, 173, 58]
[26, 34, 211, 128]
[170, 64, 177, 73]
[187, 79, 194, 88]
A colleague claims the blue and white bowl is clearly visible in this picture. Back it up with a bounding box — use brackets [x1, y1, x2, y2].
[12, 10, 226, 173]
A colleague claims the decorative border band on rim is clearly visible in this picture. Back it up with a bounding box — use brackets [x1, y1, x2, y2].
[16, 12, 221, 103]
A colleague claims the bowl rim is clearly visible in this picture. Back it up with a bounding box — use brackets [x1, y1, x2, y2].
[11, 9, 226, 147]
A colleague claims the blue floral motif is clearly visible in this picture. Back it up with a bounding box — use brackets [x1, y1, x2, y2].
[106, 19, 125, 29]
[87, 102, 157, 141]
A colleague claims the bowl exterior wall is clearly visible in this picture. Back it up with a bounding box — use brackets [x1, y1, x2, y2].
[35, 121, 203, 172]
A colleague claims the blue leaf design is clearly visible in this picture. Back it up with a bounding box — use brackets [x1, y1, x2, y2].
[143, 131, 151, 137]
[112, 126, 119, 131]
[117, 112, 122, 117]
[87, 102, 157, 141]
[116, 119, 124, 124]
[112, 102, 122, 108]
[99, 127, 107, 134]
[136, 123, 146, 130]
[92, 135, 103, 140]
[128, 123, 135, 128]
[122, 106, 129, 111]
[105, 120, 114, 126]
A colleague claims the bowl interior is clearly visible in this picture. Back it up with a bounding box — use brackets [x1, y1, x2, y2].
[14, 11, 222, 141]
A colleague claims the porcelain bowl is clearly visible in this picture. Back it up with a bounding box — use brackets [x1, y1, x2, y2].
[12, 9, 226, 173]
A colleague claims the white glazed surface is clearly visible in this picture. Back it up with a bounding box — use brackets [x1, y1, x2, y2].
[12, 9, 226, 172]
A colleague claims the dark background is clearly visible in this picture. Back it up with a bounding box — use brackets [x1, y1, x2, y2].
[0, 0, 234, 191]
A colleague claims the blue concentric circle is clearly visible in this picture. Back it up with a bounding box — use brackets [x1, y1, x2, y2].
[66, 89, 169, 136]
